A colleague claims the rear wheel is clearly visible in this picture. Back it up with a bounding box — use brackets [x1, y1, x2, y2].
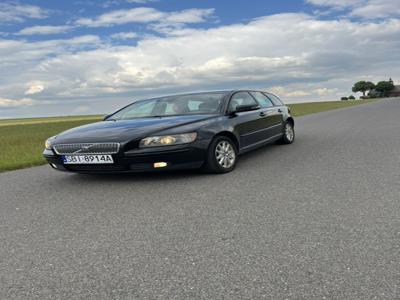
[278, 121, 295, 144]
[202, 136, 238, 173]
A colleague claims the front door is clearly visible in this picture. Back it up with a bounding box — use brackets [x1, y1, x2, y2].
[250, 91, 283, 137]
[228, 92, 267, 147]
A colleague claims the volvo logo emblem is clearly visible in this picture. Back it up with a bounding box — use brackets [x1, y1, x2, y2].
[74, 144, 93, 154]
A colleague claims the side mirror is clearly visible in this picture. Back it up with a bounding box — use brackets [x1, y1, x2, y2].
[235, 104, 260, 113]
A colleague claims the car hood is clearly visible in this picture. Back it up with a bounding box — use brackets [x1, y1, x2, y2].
[52, 114, 216, 144]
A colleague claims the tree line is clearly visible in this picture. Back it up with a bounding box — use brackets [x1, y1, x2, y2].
[341, 79, 395, 100]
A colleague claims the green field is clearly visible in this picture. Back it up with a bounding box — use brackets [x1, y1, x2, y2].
[0, 119, 102, 172]
[288, 99, 376, 117]
[0, 115, 102, 126]
[0, 100, 376, 172]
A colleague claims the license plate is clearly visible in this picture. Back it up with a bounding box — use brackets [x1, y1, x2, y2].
[62, 155, 114, 164]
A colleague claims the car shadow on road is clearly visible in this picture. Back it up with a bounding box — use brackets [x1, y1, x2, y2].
[66, 168, 207, 183]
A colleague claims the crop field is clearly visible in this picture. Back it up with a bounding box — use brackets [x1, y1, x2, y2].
[0, 100, 376, 172]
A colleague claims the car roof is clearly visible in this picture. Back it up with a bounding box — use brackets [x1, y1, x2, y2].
[131, 89, 278, 104]
[143, 89, 273, 98]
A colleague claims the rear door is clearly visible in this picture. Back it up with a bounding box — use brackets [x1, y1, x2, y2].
[250, 91, 284, 137]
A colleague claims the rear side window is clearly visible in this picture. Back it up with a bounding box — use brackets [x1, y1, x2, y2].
[250, 92, 274, 108]
[264, 93, 284, 106]
[228, 92, 258, 112]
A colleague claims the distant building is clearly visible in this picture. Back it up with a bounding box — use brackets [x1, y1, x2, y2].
[369, 78, 400, 98]
[388, 85, 400, 97]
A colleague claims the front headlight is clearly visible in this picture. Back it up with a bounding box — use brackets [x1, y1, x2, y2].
[45, 137, 55, 150]
[140, 132, 197, 148]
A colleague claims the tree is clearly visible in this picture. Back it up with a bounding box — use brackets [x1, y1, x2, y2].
[352, 81, 376, 97]
[375, 81, 395, 97]
[348, 95, 355, 100]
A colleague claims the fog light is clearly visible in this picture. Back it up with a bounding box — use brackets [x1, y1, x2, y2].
[154, 162, 168, 168]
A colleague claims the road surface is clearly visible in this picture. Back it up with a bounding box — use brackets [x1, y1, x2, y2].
[1, 99, 399, 299]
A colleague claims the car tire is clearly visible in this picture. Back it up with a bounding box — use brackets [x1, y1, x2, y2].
[277, 121, 295, 144]
[202, 136, 238, 173]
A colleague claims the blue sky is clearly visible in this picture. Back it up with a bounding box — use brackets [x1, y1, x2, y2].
[2, 0, 312, 42]
[0, 0, 399, 118]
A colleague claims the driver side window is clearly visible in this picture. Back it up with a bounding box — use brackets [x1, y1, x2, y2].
[228, 92, 258, 112]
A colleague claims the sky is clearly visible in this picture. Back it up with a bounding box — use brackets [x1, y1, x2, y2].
[0, 0, 399, 118]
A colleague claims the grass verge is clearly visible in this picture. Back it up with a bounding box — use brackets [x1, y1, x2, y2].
[0, 100, 376, 172]
[288, 99, 376, 117]
[0, 119, 101, 172]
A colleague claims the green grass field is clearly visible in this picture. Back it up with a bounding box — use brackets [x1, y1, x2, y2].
[0, 115, 102, 126]
[288, 99, 376, 117]
[0, 119, 102, 172]
[0, 100, 376, 172]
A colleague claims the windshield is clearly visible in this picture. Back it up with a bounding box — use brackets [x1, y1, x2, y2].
[109, 92, 226, 120]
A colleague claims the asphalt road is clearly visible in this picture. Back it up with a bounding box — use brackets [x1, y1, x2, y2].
[1, 99, 400, 299]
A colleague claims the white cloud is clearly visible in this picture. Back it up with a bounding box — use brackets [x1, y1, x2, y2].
[75, 7, 163, 27]
[164, 8, 215, 24]
[306, 0, 363, 8]
[0, 97, 34, 107]
[268, 86, 338, 98]
[307, 0, 400, 18]
[110, 32, 138, 40]
[269, 86, 312, 97]
[126, 0, 158, 3]
[315, 87, 338, 96]
[25, 82, 45, 95]
[351, 0, 400, 18]
[73, 105, 90, 113]
[16, 25, 73, 36]
[102, 0, 158, 7]
[1, 12, 400, 116]
[75, 7, 215, 27]
[0, 35, 100, 68]
[0, 2, 47, 23]
[287, 90, 312, 97]
[0, 35, 101, 99]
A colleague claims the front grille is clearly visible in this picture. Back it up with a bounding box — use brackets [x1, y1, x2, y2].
[53, 143, 120, 155]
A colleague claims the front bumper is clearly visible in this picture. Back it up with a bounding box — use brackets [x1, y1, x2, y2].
[43, 143, 207, 173]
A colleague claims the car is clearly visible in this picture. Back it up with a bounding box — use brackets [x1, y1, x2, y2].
[43, 90, 295, 174]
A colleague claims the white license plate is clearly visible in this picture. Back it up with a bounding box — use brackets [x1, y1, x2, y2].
[62, 155, 114, 164]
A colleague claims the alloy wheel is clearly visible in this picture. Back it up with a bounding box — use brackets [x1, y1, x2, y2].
[285, 123, 294, 142]
[215, 140, 236, 169]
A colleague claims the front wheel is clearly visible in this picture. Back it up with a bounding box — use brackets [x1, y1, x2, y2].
[277, 121, 295, 144]
[202, 136, 238, 173]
